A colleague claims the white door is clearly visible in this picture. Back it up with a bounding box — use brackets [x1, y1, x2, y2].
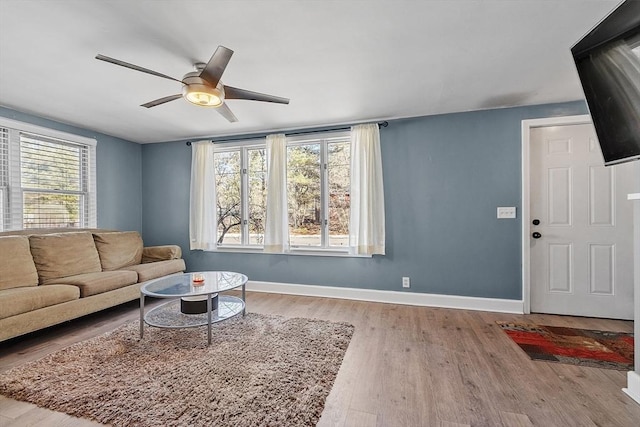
[530, 123, 635, 319]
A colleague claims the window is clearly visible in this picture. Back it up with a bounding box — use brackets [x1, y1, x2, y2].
[214, 144, 267, 246]
[193, 124, 384, 256]
[0, 118, 97, 231]
[213, 130, 350, 252]
[286, 135, 350, 249]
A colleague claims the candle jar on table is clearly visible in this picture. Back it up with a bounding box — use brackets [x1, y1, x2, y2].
[192, 273, 205, 286]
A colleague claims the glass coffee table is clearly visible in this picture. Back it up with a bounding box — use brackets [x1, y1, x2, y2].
[139, 271, 248, 345]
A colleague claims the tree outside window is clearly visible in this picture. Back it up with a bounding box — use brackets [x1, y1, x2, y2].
[213, 131, 350, 251]
[287, 143, 321, 246]
[214, 146, 267, 245]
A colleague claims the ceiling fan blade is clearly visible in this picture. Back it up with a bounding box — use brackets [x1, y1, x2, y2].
[141, 94, 183, 108]
[96, 54, 183, 83]
[216, 103, 238, 123]
[199, 46, 234, 88]
[223, 85, 289, 104]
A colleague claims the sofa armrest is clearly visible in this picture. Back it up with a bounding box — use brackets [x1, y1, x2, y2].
[142, 245, 182, 263]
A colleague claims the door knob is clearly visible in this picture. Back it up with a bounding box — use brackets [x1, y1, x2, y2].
[532, 232, 542, 239]
[532, 219, 540, 225]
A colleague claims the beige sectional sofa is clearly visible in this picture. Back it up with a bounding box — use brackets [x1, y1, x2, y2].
[0, 229, 185, 342]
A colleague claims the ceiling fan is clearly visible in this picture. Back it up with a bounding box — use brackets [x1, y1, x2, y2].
[95, 46, 289, 123]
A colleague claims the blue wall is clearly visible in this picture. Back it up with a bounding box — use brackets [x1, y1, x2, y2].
[141, 101, 588, 300]
[2, 101, 590, 300]
[0, 107, 143, 232]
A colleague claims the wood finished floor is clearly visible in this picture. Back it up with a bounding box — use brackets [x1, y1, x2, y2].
[1, 292, 639, 427]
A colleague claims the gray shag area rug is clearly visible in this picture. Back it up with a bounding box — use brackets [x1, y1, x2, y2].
[0, 313, 354, 427]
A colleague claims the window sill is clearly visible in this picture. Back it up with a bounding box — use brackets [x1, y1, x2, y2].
[210, 246, 373, 258]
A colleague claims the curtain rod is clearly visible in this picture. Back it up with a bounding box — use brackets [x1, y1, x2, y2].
[185, 121, 388, 146]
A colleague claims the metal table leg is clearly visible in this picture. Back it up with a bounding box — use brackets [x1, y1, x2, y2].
[242, 282, 246, 316]
[139, 293, 145, 339]
[207, 293, 212, 346]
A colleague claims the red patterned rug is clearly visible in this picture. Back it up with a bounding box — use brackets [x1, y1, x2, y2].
[497, 322, 634, 371]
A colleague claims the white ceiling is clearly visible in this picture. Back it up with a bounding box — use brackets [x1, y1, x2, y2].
[0, 0, 619, 144]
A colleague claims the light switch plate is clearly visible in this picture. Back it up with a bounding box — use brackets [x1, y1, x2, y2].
[497, 207, 516, 219]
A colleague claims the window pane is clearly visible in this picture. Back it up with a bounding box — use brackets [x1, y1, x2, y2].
[214, 151, 242, 245]
[328, 141, 350, 247]
[287, 144, 321, 247]
[21, 136, 82, 191]
[23, 191, 81, 228]
[18, 133, 89, 230]
[248, 148, 267, 245]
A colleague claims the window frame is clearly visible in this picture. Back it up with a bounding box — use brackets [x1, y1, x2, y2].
[0, 117, 97, 232]
[214, 140, 266, 248]
[286, 132, 351, 251]
[212, 130, 367, 257]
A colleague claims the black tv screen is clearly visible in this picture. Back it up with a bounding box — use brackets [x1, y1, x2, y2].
[572, 0, 640, 166]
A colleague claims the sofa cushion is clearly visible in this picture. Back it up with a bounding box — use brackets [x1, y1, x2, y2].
[142, 245, 182, 263]
[43, 270, 138, 298]
[93, 231, 143, 271]
[44, 270, 138, 297]
[0, 236, 39, 291]
[120, 259, 186, 283]
[0, 285, 80, 319]
[30, 232, 102, 284]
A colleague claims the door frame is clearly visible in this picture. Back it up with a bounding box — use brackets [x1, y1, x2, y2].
[520, 114, 593, 314]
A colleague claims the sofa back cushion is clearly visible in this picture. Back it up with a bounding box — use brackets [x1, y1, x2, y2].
[93, 231, 143, 271]
[0, 236, 39, 290]
[29, 232, 102, 284]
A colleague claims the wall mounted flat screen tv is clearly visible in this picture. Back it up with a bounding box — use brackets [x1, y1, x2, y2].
[572, 0, 640, 166]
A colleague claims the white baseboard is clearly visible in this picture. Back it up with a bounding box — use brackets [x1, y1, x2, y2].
[623, 371, 640, 405]
[246, 281, 524, 314]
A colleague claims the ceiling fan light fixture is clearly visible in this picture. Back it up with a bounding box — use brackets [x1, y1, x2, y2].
[96, 46, 289, 122]
[182, 83, 224, 107]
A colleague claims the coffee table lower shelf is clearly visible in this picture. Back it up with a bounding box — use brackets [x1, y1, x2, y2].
[144, 295, 245, 329]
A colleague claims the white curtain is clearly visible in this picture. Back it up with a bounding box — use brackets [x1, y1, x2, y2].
[189, 141, 216, 250]
[349, 124, 385, 255]
[264, 133, 289, 253]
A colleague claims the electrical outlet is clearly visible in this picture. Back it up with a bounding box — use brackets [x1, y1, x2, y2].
[497, 207, 516, 219]
[402, 277, 410, 288]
